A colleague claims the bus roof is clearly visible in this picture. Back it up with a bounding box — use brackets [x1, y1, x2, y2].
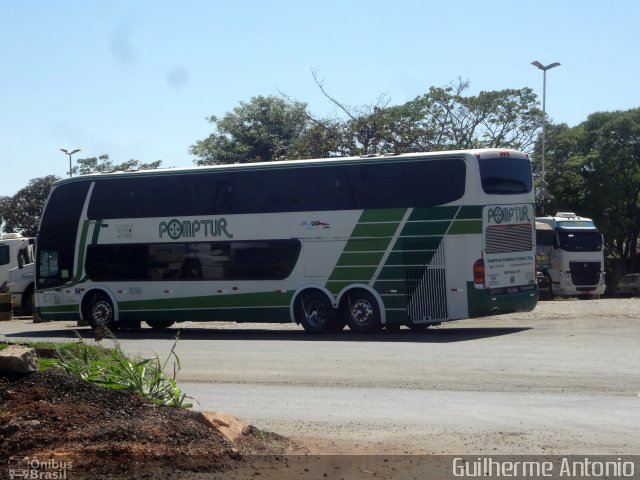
[51, 148, 529, 187]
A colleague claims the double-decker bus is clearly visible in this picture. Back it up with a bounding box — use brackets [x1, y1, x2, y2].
[35, 149, 537, 334]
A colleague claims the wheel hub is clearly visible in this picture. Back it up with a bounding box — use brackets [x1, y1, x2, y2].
[351, 300, 373, 325]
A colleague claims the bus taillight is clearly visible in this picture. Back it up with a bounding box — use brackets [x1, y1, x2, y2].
[473, 258, 485, 286]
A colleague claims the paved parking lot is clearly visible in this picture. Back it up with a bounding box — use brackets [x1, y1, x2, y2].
[2, 298, 639, 454]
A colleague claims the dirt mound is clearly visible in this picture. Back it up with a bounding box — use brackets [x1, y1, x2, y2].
[0, 369, 288, 479]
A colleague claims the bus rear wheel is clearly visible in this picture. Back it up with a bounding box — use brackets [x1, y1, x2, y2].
[87, 292, 117, 331]
[296, 291, 335, 334]
[344, 289, 381, 333]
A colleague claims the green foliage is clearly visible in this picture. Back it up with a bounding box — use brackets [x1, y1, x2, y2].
[0, 154, 161, 236]
[71, 154, 162, 175]
[542, 108, 640, 270]
[190, 96, 310, 165]
[190, 79, 542, 165]
[40, 333, 192, 408]
[381, 82, 541, 152]
[0, 175, 59, 236]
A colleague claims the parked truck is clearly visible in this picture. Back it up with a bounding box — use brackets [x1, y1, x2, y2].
[0, 233, 35, 314]
[8, 261, 35, 314]
[535, 212, 606, 299]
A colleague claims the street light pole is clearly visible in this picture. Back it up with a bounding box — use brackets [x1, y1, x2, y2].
[531, 61, 560, 211]
[60, 148, 81, 177]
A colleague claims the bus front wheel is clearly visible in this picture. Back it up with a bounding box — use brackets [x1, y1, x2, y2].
[296, 291, 335, 334]
[87, 292, 117, 331]
[344, 289, 381, 334]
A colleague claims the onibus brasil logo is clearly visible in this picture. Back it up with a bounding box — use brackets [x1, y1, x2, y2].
[159, 218, 233, 240]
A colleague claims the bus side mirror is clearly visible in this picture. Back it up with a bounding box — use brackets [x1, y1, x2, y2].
[552, 235, 559, 249]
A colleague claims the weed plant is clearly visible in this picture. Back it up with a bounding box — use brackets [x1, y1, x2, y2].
[40, 331, 192, 408]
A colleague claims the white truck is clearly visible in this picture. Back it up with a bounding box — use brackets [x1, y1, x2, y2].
[8, 261, 35, 314]
[0, 233, 35, 314]
[535, 212, 606, 299]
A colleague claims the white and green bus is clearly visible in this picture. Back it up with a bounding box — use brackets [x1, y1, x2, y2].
[35, 149, 538, 333]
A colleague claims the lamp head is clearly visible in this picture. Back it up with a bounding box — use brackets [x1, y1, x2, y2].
[531, 61, 561, 71]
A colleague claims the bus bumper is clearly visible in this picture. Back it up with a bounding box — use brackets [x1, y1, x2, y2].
[467, 283, 538, 317]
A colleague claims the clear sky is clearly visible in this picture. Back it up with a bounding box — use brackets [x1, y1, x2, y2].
[1, 0, 638, 197]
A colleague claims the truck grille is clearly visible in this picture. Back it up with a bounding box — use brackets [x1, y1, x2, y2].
[569, 261, 601, 286]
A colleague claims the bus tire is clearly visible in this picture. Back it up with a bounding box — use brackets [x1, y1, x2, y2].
[295, 291, 335, 334]
[344, 289, 381, 334]
[145, 320, 175, 330]
[86, 292, 117, 331]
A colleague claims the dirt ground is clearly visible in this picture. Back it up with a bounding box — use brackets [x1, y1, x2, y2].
[1, 368, 423, 480]
[0, 368, 295, 479]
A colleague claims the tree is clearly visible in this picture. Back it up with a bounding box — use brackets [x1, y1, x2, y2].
[191, 78, 543, 166]
[0, 176, 59, 237]
[380, 80, 541, 153]
[71, 154, 161, 175]
[543, 108, 640, 271]
[190, 96, 311, 165]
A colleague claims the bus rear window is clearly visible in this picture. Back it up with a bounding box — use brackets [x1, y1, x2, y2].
[479, 157, 532, 194]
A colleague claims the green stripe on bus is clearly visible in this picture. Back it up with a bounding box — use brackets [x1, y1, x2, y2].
[335, 252, 382, 266]
[448, 219, 482, 235]
[328, 266, 378, 281]
[385, 251, 437, 266]
[378, 295, 406, 309]
[358, 208, 406, 223]
[120, 306, 291, 323]
[39, 305, 78, 313]
[408, 206, 459, 221]
[376, 266, 407, 280]
[342, 238, 391, 252]
[351, 222, 399, 238]
[456, 205, 484, 219]
[119, 291, 293, 311]
[400, 221, 450, 236]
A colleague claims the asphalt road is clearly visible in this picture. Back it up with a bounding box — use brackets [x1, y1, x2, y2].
[1, 298, 639, 454]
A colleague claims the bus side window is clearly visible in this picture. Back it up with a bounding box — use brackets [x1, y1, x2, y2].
[215, 180, 232, 213]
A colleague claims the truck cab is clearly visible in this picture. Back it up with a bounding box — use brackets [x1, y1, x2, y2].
[0, 234, 35, 314]
[535, 212, 606, 298]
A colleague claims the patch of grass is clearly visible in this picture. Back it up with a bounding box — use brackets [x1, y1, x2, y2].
[39, 332, 192, 409]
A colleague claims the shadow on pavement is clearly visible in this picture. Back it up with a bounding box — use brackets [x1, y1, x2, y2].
[3, 323, 531, 344]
